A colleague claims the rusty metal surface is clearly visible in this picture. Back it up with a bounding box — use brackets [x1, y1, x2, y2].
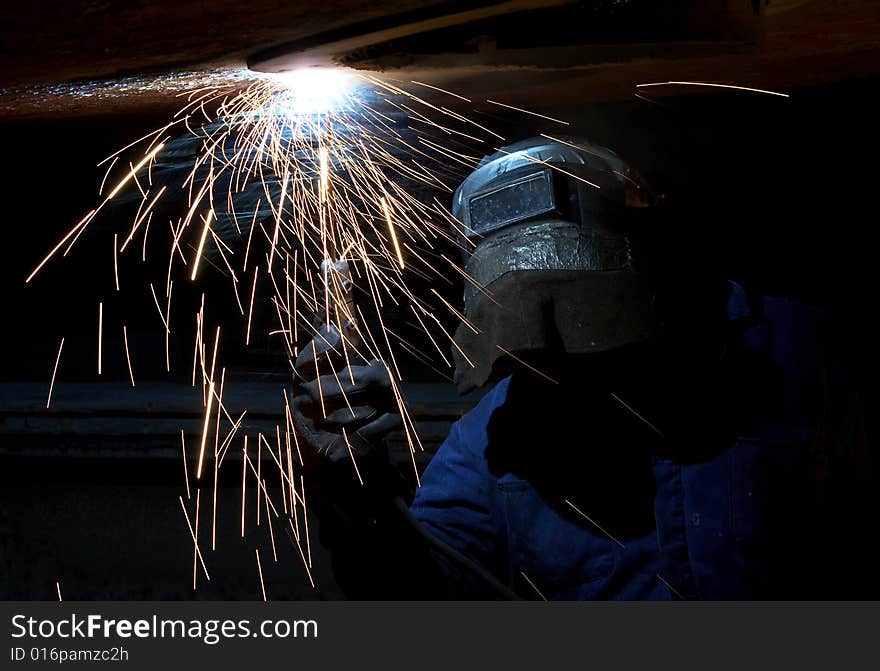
[0, 0, 445, 89]
[0, 0, 878, 119]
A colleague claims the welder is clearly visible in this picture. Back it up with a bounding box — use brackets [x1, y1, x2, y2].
[291, 136, 831, 599]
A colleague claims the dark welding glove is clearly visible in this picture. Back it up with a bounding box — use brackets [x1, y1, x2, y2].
[292, 323, 401, 460]
[290, 323, 409, 537]
[291, 324, 514, 599]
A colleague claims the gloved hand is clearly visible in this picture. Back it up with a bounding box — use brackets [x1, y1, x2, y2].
[290, 323, 514, 600]
[290, 322, 410, 552]
[290, 322, 402, 481]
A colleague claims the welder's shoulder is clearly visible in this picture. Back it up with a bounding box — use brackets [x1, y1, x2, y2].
[410, 379, 511, 534]
[423, 377, 512, 477]
[456, 376, 513, 444]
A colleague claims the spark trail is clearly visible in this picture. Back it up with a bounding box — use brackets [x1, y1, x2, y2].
[25, 67, 508, 594]
[28, 66, 682, 596]
[27, 66, 780, 597]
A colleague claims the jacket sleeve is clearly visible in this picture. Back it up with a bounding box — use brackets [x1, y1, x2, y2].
[409, 410, 510, 597]
[322, 384, 510, 599]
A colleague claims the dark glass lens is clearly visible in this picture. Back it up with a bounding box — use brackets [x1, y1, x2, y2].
[467, 170, 555, 235]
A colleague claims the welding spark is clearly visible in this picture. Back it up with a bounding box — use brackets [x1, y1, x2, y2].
[28, 64, 579, 594]
[636, 81, 790, 98]
[97, 302, 103, 376]
[46, 337, 64, 409]
[563, 499, 626, 549]
[609, 392, 665, 438]
[196, 381, 215, 480]
[486, 99, 570, 125]
[123, 325, 135, 386]
[190, 210, 215, 281]
[380, 196, 405, 270]
[318, 146, 330, 203]
[520, 571, 547, 601]
[241, 437, 248, 538]
[256, 548, 267, 601]
[113, 233, 120, 291]
[106, 143, 165, 200]
[179, 494, 210, 582]
[181, 430, 191, 500]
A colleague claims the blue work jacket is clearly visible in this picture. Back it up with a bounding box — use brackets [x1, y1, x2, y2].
[410, 284, 828, 599]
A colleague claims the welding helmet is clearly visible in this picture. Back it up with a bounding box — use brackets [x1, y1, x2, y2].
[450, 136, 661, 393]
